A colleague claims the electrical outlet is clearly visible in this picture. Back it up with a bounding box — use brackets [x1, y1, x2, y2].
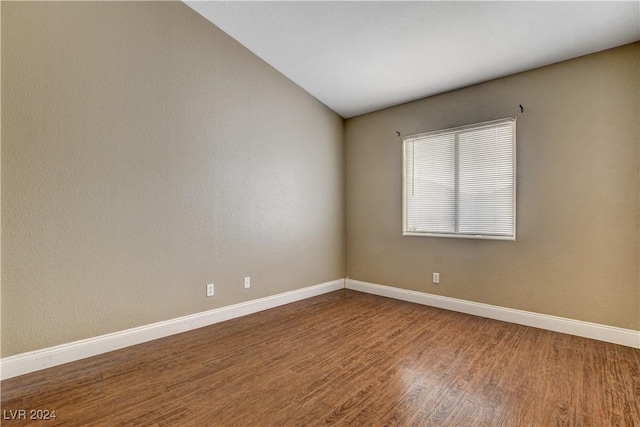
[206, 283, 215, 297]
[243, 276, 251, 289]
[432, 272, 440, 284]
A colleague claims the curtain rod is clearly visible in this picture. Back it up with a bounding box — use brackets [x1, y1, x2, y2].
[395, 104, 524, 139]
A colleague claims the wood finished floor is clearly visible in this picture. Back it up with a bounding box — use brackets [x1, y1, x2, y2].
[2, 289, 639, 426]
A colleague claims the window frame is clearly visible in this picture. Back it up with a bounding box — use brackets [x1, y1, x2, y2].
[402, 117, 516, 241]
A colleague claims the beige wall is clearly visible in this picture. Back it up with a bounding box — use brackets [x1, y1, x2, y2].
[346, 43, 640, 331]
[1, 2, 345, 357]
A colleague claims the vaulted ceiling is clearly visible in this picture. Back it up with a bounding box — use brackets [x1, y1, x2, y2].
[185, 1, 640, 118]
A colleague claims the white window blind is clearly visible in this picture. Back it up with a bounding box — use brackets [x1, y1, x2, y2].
[403, 118, 516, 240]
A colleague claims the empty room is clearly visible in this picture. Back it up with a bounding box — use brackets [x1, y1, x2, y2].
[1, 1, 639, 425]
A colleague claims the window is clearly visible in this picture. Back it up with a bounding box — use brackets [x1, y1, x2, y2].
[403, 117, 516, 240]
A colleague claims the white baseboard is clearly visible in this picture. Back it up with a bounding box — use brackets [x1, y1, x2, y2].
[346, 278, 640, 349]
[4, 277, 637, 381]
[1, 279, 345, 380]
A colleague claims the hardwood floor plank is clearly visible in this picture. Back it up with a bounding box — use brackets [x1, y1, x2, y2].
[615, 344, 640, 423]
[2, 290, 638, 426]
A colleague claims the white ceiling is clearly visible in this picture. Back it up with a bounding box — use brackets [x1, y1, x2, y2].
[185, 1, 640, 118]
